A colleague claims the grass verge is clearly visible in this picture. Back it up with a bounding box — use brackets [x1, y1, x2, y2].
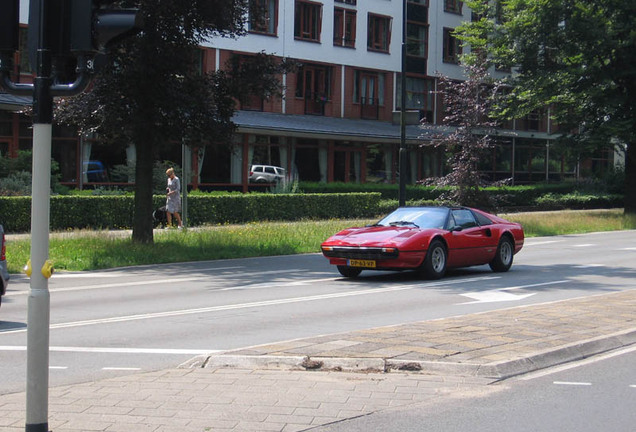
[5, 209, 635, 274]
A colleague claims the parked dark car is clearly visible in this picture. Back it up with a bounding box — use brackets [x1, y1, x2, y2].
[0, 225, 10, 308]
[321, 206, 524, 279]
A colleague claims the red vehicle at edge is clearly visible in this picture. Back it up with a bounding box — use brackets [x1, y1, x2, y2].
[321, 206, 524, 279]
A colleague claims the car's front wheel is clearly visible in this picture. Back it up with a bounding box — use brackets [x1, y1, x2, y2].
[489, 236, 514, 272]
[421, 239, 447, 279]
[337, 266, 362, 278]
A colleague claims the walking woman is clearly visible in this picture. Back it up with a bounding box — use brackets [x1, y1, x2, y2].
[165, 167, 183, 229]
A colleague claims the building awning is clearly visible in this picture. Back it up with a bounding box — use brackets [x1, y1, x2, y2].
[233, 111, 556, 142]
[0, 92, 32, 111]
[233, 110, 437, 144]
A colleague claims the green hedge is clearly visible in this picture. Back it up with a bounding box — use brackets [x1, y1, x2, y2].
[298, 181, 579, 202]
[0, 193, 381, 232]
[533, 193, 624, 210]
[0, 188, 624, 233]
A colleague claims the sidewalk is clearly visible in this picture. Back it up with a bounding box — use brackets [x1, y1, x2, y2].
[0, 290, 634, 432]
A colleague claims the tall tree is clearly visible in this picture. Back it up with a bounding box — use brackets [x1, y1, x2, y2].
[422, 52, 502, 209]
[56, 0, 289, 243]
[458, 0, 636, 214]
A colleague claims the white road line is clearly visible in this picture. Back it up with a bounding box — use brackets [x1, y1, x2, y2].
[0, 346, 216, 354]
[524, 240, 562, 246]
[102, 367, 141, 371]
[49, 366, 68, 370]
[629, 385, 636, 388]
[622, 248, 636, 251]
[574, 264, 605, 268]
[50, 266, 244, 278]
[221, 277, 337, 291]
[0, 276, 498, 334]
[5, 268, 305, 296]
[573, 244, 595, 248]
[553, 381, 592, 386]
[4, 277, 204, 296]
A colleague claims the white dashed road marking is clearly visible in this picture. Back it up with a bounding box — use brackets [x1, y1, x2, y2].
[553, 381, 592, 386]
[0, 276, 499, 334]
[102, 367, 141, 371]
[0, 346, 217, 355]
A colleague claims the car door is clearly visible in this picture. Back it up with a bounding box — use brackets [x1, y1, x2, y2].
[445, 209, 498, 267]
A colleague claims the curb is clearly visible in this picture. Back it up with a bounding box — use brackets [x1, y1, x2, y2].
[180, 328, 636, 379]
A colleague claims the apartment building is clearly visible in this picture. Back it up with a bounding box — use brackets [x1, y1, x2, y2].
[0, 0, 614, 190]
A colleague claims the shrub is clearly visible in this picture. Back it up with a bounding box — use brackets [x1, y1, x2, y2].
[0, 171, 32, 196]
[534, 193, 623, 210]
[0, 193, 381, 232]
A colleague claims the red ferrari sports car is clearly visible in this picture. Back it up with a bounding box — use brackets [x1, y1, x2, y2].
[321, 206, 524, 279]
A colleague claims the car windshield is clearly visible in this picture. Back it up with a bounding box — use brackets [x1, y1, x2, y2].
[375, 207, 449, 229]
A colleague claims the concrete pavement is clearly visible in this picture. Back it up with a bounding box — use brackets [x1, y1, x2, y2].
[0, 289, 634, 431]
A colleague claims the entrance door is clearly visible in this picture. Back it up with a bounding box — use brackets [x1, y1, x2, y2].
[334, 148, 362, 182]
[359, 73, 378, 119]
[302, 66, 327, 115]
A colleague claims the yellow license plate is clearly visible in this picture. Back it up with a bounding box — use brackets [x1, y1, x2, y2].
[348, 259, 376, 268]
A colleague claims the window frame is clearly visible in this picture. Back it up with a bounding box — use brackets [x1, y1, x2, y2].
[367, 13, 392, 53]
[442, 27, 462, 64]
[333, 7, 356, 48]
[295, 64, 332, 101]
[406, 21, 428, 58]
[294, 0, 323, 42]
[248, 0, 279, 36]
[444, 0, 463, 15]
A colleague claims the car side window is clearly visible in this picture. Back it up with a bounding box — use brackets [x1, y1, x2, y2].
[265, 167, 275, 174]
[254, 166, 263, 172]
[474, 211, 493, 226]
[451, 209, 478, 229]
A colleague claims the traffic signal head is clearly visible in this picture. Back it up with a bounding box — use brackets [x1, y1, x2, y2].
[70, 1, 144, 54]
[28, 0, 143, 69]
[0, 0, 20, 53]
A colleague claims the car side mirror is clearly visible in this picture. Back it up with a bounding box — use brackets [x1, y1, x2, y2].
[449, 226, 463, 232]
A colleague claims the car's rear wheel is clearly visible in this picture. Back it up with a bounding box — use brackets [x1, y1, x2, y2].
[337, 266, 362, 278]
[489, 236, 514, 272]
[421, 239, 447, 279]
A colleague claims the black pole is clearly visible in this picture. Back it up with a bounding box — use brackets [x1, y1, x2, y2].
[399, 0, 407, 207]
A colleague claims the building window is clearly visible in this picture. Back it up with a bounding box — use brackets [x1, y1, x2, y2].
[334, 8, 356, 47]
[295, 64, 332, 115]
[407, 22, 427, 57]
[444, 0, 463, 14]
[443, 27, 462, 63]
[249, 0, 278, 35]
[294, 0, 322, 42]
[367, 14, 392, 53]
[396, 77, 434, 123]
[354, 70, 384, 120]
[335, 0, 357, 4]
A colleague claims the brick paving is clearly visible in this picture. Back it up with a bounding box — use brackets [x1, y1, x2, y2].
[0, 290, 634, 431]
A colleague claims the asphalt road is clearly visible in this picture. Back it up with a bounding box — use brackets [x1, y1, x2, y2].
[1, 230, 635, 395]
[311, 346, 636, 432]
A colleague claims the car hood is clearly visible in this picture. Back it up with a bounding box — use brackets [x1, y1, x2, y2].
[323, 226, 426, 247]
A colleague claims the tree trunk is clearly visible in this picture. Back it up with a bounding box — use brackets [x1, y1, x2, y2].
[132, 137, 155, 243]
[625, 142, 636, 215]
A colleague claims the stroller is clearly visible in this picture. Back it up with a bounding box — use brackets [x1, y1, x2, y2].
[152, 206, 168, 228]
